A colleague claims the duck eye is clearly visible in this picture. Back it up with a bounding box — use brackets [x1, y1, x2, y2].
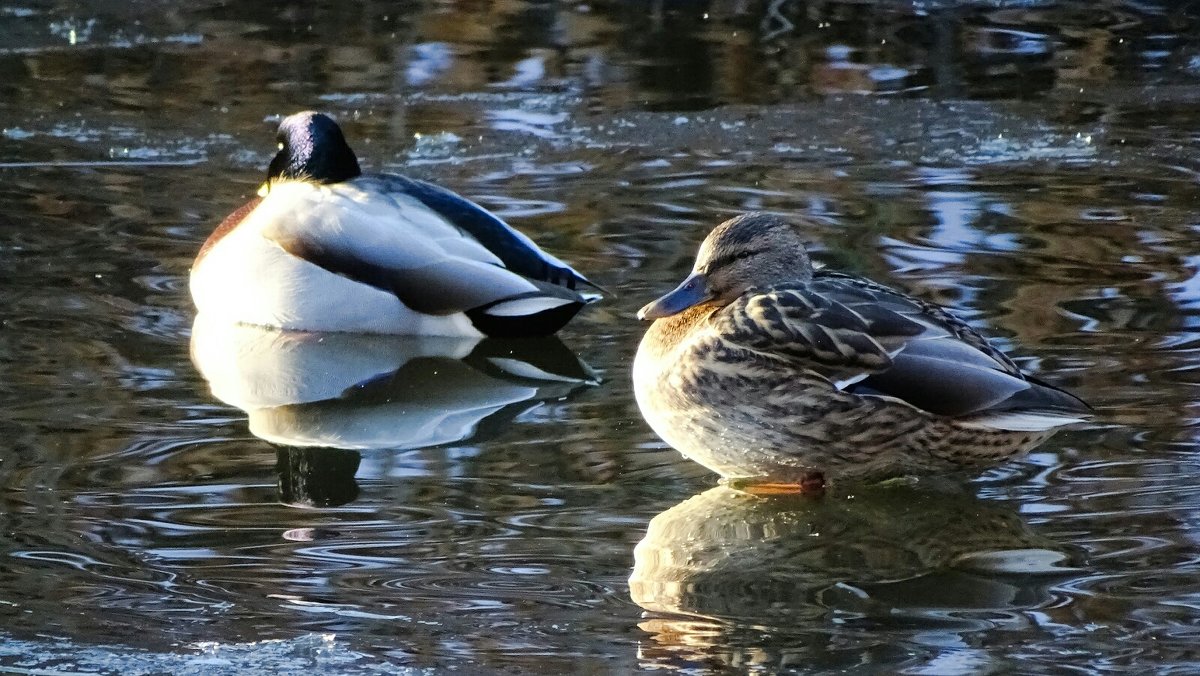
[277, 142, 284, 151]
[708, 248, 760, 271]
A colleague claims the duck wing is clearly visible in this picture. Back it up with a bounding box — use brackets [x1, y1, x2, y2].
[369, 174, 602, 295]
[259, 177, 596, 333]
[713, 280, 927, 385]
[816, 270, 1021, 374]
[713, 276, 1090, 430]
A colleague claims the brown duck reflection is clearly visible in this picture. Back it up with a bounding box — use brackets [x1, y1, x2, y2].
[630, 484, 1081, 670]
[190, 317, 597, 506]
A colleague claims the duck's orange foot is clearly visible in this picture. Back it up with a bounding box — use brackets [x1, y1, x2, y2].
[727, 473, 826, 496]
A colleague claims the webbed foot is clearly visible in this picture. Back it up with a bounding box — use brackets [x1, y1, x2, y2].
[724, 472, 826, 496]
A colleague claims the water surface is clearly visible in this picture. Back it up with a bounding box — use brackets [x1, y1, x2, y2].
[3, 1, 1200, 672]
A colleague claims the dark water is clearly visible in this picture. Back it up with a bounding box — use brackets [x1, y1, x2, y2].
[3, 0, 1200, 672]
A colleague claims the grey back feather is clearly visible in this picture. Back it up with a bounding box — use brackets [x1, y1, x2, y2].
[711, 274, 1089, 419]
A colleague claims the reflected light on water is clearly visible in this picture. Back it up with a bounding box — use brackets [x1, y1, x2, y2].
[3, 0, 1200, 672]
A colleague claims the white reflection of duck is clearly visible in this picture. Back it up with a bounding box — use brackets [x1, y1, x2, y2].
[190, 314, 597, 451]
[630, 483, 1079, 670]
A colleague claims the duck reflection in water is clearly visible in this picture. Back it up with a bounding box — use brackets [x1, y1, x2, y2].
[190, 315, 597, 506]
[629, 483, 1081, 672]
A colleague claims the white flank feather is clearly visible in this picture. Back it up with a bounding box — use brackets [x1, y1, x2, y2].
[484, 296, 574, 317]
[832, 373, 870, 390]
[963, 411, 1088, 432]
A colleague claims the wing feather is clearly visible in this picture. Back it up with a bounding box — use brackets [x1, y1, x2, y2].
[814, 271, 1021, 374]
[258, 180, 587, 316]
[713, 285, 925, 384]
[713, 277, 1090, 421]
[369, 174, 601, 294]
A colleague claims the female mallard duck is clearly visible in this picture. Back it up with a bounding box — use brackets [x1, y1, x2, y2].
[633, 213, 1091, 486]
[191, 111, 602, 336]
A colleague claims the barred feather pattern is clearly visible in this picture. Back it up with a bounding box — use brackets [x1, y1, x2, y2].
[815, 271, 1023, 374]
[633, 301, 1050, 482]
[632, 213, 1085, 482]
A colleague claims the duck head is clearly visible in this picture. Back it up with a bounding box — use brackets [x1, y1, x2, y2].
[638, 213, 813, 320]
[264, 111, 362, 191]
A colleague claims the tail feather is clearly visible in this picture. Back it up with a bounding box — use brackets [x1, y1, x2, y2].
[964, 409, 1090, 432]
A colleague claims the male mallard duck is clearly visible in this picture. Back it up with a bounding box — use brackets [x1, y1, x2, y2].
[633, 213, 1091, 485]
[191, 111, 601, 336]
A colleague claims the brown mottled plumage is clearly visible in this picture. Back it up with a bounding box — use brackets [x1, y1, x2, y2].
[633, 213, 1091, 484]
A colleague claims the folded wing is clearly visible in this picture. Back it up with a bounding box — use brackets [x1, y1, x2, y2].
[259, 177, 597, 332]
[378, 175, 601, 295]
[713, 276, 1091, 430]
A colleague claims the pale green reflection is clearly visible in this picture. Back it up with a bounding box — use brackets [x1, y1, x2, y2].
[190, 315, 597, 451]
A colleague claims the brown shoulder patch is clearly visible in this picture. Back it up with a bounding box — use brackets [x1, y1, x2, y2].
[194, 196, 263, 268]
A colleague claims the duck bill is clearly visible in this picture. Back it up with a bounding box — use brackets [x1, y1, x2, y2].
[638, 272, 712, 320]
